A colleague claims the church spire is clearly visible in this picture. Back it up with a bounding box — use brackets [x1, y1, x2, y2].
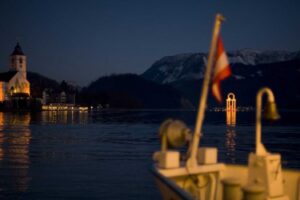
[11, 42, 25, 56]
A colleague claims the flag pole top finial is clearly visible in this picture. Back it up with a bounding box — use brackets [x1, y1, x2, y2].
[216, 13, 225, 22]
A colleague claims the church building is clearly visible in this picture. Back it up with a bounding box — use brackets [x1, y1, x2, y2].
[0, 43, 30, 102]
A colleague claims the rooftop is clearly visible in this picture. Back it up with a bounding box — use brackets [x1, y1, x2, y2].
[0, 71, 18, 82]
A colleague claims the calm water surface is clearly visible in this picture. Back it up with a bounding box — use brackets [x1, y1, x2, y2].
[0, 110, 299, 199]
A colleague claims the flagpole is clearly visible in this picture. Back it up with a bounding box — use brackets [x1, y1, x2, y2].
[187, 14, 225, 168]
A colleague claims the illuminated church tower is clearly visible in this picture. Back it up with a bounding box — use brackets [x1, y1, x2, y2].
[0, 42, 30, 102]
[10, 42, 27, 79]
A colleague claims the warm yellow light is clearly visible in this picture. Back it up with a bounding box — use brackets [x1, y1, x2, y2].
[226, 110, 236, 126]
[0, 82, 5, 102]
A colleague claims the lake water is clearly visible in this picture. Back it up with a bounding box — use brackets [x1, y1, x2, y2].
[0, 110, 299, 199]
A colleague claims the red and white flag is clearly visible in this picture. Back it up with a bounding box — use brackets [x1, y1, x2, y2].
[211, 35, 231, 103]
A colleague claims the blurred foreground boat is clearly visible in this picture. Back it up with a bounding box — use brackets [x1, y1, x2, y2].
[151, 14, 300, 200]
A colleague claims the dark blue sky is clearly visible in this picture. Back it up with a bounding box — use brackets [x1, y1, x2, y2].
[1, 0, 299, 86]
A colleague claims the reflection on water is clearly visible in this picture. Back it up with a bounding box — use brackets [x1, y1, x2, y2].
[0, 110, 298, 199]
[225, 110, 237, 163]
[41, 110, 88, 124]
[225, 125, 236, 163]
[0, 111, 90, 198]
[0, 112, 31, 196]
[0, 132, 3, 161]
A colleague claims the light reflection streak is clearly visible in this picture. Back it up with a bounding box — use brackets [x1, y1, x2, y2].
[225, 125, 236, 163]
[225, 109, 237, 163]
[0, 112, 31, 193]
[41, 111, 88, 124]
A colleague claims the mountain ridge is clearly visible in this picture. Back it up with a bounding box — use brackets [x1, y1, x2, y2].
[142, 50, 300, 109]
[142, 49, 300, 84]
[78, 74, 193, 109]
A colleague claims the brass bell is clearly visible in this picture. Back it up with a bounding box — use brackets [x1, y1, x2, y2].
[263, 101, 280, 121]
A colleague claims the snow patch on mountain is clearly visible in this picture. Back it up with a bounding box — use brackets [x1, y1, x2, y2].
[233, 75, 245, 80]
[228, 49, 298, 65]
[142, 49, 300, 84]
[257, 70, 263, 76]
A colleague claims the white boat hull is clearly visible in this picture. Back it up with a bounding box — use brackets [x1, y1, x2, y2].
[152, 164, 300, 200]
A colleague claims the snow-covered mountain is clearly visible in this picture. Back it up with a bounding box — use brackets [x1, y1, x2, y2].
[142, 49, 300, 84]
[228, 49, 299, 65]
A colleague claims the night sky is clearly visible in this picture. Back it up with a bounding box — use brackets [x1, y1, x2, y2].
[1, 0, 299, 86]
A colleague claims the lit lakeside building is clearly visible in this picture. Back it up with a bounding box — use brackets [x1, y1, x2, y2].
[0, 43, 31, 109]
